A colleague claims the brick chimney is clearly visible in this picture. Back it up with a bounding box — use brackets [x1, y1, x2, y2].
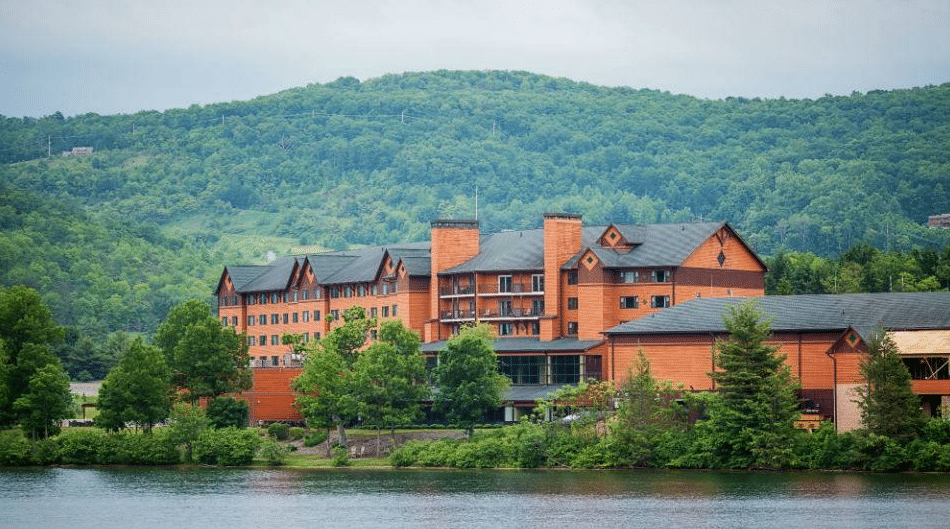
[427, 219, 480, 341]
[541, 213, 582, 341]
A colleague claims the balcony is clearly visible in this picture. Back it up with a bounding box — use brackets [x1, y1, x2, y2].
[441, 308, 545, 322]
[478, 283, 543, 296]
[439, 285, 476, 297]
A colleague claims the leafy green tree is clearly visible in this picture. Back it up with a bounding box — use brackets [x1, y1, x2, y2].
[206, 396, 250, 429]
[293, 307, 373, 451]
[0, 286, 65, 425]
[855, 331, 926, 441]
[707, 300, 801, 468]
[353, 321, 429, 455]
[166, 402, 209, 463]
[432, 324, 509, 438]
[154, 299, 251, 403]
[13, 362, 72, 438]
[95, 337, 171, 433]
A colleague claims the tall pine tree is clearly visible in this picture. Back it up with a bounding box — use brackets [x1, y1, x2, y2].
[856, 331, 925, 441]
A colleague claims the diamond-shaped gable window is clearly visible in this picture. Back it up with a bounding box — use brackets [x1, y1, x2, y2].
[717, 251, 726, 267]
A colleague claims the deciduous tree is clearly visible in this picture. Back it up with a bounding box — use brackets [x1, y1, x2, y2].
[432, 324, 509, 437]
[95, 337, 172, 433]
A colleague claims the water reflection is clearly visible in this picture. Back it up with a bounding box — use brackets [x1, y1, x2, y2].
[2, 468, 950, 529]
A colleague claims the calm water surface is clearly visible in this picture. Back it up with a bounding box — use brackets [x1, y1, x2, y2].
[2, 467, 949, 528]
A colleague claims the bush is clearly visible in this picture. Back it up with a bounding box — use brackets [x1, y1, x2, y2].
[267, 422, 290, 441]
[0, 429, 33, 466]
[289, 427, 304, 441]
[111, 431, 179, 465]
[304, 430, 328, 447]
[258, 439, 289, 465]
[57, 429, 116, 464]
[331, 446, 350, 467]
[31, 437, 61, 465]
[193, 427, 261, 466]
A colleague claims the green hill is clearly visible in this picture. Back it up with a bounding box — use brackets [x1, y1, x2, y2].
[1, 70, 949, 373]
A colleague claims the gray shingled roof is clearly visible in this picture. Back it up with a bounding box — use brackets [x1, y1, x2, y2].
[240, 256, 299, 293]
[605, 292, 950, 340]
[442, 226, 605, 274]
[563, 222, 737, 269]
[422, 336, 603, 353]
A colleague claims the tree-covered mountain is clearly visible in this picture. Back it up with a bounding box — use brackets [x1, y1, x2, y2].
[1, 70, 949, 372]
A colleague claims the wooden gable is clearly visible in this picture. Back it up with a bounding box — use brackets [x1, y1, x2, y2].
[681, 224, 767, 272]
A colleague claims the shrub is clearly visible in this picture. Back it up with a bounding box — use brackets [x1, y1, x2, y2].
[258, 439, 289, 465]
[304, 430, 328, 447]
[57, 429, 116, 465]
[0, 429, 33, 466]
[31, 437, 61, 465]
[288, 427, 304, 441]
[331, 446, 350, 467]
[194, 427, 261, 466]
[267, 422, 290, 440]
[111, 431, 179, 465]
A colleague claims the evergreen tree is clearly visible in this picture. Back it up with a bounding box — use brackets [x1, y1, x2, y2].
[708, 300, 801, 468]
[432, 324, 509, 437]
[856, 331, 925, 441]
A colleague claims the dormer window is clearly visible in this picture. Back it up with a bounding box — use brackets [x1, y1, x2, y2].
[652, 270, 670, 283]
[619, 271, 639, 284]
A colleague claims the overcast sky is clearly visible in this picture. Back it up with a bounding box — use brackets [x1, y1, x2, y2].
[1, 0, 949, 118]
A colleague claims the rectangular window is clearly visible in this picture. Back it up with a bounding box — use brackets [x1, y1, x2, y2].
[260, 293, 267, 305]
[499, 322, 514, 336]
[392, 304, 398, 317]
[567, 270, 578, 285]
[292, 312, 299, 323]
[282, 292, 288, 303]
[345, 286, 353, 298]
[371, 284, 378, 296]
[259, 315, 266, 325]
[271, 335, 279, 346]
[271, 293, 279, 303]
[331, 287, 340, 298]
[358, 285, 366, 297]
[302, 311, 310, 322]
[271, 356, 279, 367]
[567, 297, 578, 310]
[231, 316, 238, 326]
[314, 332, 321, 340]
[232, 295, 238, 305]
[392, 283, 398, 294]
[302, 289, 310, 300]
[620, 296, 639, 309]
[382, 283, 390, 295]
[652, 270, 670, 283]
[247, 336, 256, 346]
[301, 333, 309, 343]
[531, 322, 540, 335]
[532, 274, 544, 292]
[331, 310, 339, 321]
[498, 300, 511, 316]
[282, 313, 289, 324]
[498, 356, 542, 384]
[619, 271, 639, 284]
[551, 355, 581, 384]
[271, 314, 279, 324]
[259, 335, 266, 346]
[651, 295, 670, 308]
[293, 290, 298, 302]
[532, 299, 544, 316]
[499, 275, 512, 293]
[370, 329, 378, 341]
[314, 310, 321, 321]
[382, 306, 389, 317]
[221, 317, 228, 326]
[371, 307, 378, 318]
[567, 321, 578, 335]
[247, 315, 255, 326]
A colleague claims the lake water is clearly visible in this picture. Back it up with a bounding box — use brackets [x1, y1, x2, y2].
[2, 467, 949, 528]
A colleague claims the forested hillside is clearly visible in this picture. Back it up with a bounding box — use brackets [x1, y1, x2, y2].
[1, 70, 949, 375]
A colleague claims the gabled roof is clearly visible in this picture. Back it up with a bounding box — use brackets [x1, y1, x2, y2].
[442, 226, 604, 274]
[240, 256, 300, 293]
[564, 221, 732, 269]
[215, 265, 271, 295]
[605, 292, 950, 341]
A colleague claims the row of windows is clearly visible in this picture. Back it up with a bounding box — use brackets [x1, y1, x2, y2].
[331, 282, 397, 299]
[563, 295, 671, 311]
[244, 310, 322, 326]
[495, 274, 544, 293]
[618, 270, 670, 284]
[247, 332, 321, 347]
[497, 321, 541, 336]
[498, 355, 583, 385]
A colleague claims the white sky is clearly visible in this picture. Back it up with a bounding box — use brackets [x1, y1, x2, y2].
[1, 0, 949, 117]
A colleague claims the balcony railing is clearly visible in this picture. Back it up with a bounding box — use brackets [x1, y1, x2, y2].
[439, 285, 476, 297]
[441, 308, 544, 321]
[478, 283, 543, 295]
